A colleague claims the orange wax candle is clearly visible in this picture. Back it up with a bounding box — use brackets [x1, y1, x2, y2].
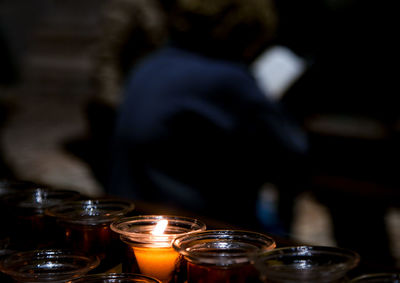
[133, 219, 180, 282]
[133, 246, 180, 282]
[111, 215, 207, 283]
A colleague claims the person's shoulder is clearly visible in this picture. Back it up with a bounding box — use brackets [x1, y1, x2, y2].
[159, 46, 250, 75]
[127, 46, 258, 96]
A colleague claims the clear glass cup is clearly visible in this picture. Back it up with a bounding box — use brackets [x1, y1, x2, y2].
[0, 249, 100, 282]
[350, 273, 400, 282]
[0, 187, 82, 249]
[45, 198, 135, 271]
[172, 229, 276, 283]
[70, 273, 162, 282]
[253, 245, 360, 283]
[111, 215, 207, 283]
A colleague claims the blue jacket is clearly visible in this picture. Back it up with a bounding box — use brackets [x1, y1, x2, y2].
[109, 46, 307, 224]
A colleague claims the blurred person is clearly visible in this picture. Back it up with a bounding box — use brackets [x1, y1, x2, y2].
[107, 0, 309, 230]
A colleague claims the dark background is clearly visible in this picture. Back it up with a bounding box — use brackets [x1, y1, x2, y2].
[0, 0, 399, 270]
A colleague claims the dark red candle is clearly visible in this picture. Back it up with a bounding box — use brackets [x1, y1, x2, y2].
[0, 187, 81, 249]
[46, 198, 135, 271]
[173, 230, 276, 283]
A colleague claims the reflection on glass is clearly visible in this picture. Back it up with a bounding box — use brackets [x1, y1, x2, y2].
[0, 249, 99, 282]
[253, 245, 359, 283]
[350, 273, 400, 282]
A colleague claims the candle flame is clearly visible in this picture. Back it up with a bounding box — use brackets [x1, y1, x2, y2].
[151, 219, 168, 236]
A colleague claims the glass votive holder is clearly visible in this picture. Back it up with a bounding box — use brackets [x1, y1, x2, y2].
[0, 187, 82, 249]
[70, 273, 162, 282]
[350, 273, 400, 282]
[172, 229, 276, 283]
[45, 198, 135, 271]
[111, 215, 207, 283]
[253, 245, 360, 283]
[0, 249, 100, 282]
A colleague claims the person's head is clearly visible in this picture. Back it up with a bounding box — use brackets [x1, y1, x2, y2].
[164, 0, 278, 63]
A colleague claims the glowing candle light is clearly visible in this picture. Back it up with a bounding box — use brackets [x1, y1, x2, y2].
[111, 215, 206, 283]
[152, 219, 169, 236]
[134, 220, 180, 282]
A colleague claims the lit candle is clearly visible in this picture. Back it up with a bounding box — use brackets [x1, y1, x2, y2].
[111, 215, 206, 283]
[133, 246, 179, 282]
[133, 220, 180, 282]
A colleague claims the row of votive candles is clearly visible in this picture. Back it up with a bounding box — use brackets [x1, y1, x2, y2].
[0, 180, 398, 282]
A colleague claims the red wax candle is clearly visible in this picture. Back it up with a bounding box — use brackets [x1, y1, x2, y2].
[62, 222, 115, 258]
[0, 187, 81, 249]
[173, 230, 276, 283]
[187, 260, 261, 283]
[46, 198, 135, 271]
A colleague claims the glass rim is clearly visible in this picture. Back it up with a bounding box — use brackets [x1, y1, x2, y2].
[0, 187, 81, 212]
[111, 215, 207, 246]
[45, 198, 135, 225]
[257, 245, 360, 263]
[254, 245, 360, 281]
[350, 272, 400, 282]
[0, 249, 100, 281]
[69, 272, 162, 282]
[172, 229, 276, 266]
